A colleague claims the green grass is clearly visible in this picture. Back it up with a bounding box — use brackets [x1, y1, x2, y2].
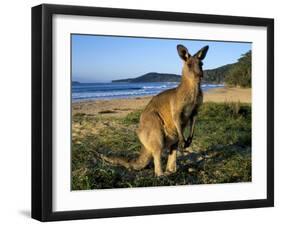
[71, 102, 251, 190]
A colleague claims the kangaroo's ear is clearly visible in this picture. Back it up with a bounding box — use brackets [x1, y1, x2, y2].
[177, 44, 190, 61]
[194, 45, 209, 60]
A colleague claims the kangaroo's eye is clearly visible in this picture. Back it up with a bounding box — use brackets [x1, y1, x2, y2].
[187, 62, 192, 68]
[199, 62, 203, 67]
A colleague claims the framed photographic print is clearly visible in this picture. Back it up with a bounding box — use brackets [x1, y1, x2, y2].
[32, 4, 274, 221]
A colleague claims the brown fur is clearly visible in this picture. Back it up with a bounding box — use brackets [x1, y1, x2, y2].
[99, 45, 209, 176]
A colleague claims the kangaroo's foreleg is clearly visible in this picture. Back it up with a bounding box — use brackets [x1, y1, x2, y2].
[172, 111, 185, 150]
[184, 115, 196, 148]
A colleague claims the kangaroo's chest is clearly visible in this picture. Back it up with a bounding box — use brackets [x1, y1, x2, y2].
[182, 88, 203, 118]
[182, 104, 194, 118]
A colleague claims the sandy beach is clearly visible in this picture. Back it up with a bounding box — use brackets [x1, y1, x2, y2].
[72, 87, 251, 117]
[203, 87, 251, 103]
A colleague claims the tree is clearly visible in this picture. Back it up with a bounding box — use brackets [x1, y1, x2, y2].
[225, 51, 252, 88]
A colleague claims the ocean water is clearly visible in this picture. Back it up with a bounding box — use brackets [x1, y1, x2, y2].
[72, 82, 224, 102]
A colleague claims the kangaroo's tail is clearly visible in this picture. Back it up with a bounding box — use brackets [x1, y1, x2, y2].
[95, 146, 152, 171]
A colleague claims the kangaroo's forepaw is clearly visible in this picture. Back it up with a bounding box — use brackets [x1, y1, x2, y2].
[184, 137, 193, 148]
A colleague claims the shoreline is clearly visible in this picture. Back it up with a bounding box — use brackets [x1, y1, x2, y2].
[72, 87, 251, 118]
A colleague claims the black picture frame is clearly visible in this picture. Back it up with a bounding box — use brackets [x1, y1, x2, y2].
[32, 3, 274, 222]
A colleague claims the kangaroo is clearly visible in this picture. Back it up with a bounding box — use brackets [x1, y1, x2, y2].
[99, 45, 209, 176]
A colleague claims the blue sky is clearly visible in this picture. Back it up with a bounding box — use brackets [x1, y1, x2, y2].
[72, 34, 251, 83]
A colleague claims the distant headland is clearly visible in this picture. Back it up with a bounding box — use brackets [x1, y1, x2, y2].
[112, 72, 181, 83]
[111, 64, 235, 84]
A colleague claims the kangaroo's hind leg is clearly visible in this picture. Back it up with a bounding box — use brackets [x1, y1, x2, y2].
[152, 147, 164, 176]
[137, 112, 165, 176]
[165, 142, 178, 175]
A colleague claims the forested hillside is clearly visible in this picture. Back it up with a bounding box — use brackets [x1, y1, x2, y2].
[224, 51, 252, 87]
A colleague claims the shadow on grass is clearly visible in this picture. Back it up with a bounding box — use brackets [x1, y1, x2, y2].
[175, 143, 251, 185]
[72, 142, 251, 190]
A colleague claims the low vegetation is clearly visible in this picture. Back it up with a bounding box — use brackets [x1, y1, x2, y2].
[72, 102, 251, 190]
